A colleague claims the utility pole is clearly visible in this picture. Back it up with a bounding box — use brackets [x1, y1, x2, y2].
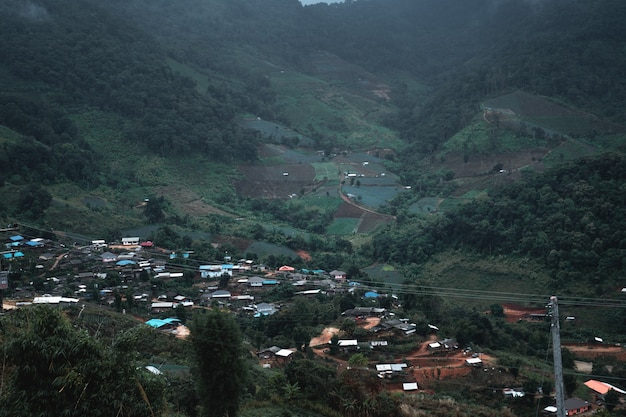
[548, 296, 565, 417]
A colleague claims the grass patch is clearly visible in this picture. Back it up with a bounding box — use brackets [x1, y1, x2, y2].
[326, 218, 359, 235]
[541, 139, 599, 167]
[166, 58, 210, 94]
[408, 197, 441, 215]
[342, 185, 407, 209]
[270, 70, 403, 152]
[312, 162, 340, 181]
[245, 241, 299, 259]
[0, 125, 23, 144]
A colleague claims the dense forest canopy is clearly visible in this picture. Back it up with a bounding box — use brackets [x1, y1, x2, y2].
[367, 152, 626, 294]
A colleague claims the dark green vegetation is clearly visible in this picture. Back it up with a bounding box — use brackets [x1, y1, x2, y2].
[1, 0, 626, 416]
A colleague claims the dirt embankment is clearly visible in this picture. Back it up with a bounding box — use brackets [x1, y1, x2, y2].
[308, 320, 498, 392]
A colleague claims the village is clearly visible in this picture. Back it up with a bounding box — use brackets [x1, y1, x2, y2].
[1, 230, 625, 415]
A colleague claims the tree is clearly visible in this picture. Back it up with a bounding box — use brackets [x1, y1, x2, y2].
[143, 196, 166, 224]
[348, 353, 369, 369]
[0, 305, 165, 417]
[16, 184, 52, 219]
[605, 388, 620, 411]
[190, 309, 248, 417]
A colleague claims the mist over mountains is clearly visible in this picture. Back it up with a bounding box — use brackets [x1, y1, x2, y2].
[1, 0, 625, 210]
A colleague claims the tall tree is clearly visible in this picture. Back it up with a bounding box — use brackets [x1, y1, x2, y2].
[190, 309, 248, 417]
[0, 305, 165, 417]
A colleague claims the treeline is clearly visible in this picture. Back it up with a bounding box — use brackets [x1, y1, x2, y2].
[0, 0, 259, 161]
[399, 0, 626, 164]
[365, 152, 626, 293]
[0, 95, 98, 186]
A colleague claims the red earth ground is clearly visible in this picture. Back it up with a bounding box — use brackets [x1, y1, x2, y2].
[308, 318, 497, 392]
[502, 303, 548, 323]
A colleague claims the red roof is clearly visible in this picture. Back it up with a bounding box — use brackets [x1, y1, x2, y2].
[584, 379, 626, 395]
[278, 265, 295, 271]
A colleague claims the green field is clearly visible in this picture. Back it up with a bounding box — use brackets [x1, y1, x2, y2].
[541, 139, 599, 167]
[408, 197, 441, 214]
[312, 162, 341, 181]
[326, 218, 359, 235]
[343, 185, 407, 209]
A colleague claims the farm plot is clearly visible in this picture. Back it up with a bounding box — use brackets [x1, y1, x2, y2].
[240, 118, 315, 147]
[327, 218, 360, 235]
[331, 202, 394, 234]
[258, 143, 321, 164]
[343, 184, 408, 208]
[483, 90, 623, 138]
[312, 162, 341, 181]
[235, 164, 316, 199]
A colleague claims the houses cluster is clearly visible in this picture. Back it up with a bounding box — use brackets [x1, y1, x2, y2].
[1, 229, 381, 320]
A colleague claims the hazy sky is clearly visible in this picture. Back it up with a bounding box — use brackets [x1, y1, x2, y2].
[299, 0, 344, 5]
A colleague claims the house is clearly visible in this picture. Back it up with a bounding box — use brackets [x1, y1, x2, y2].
[210, 289, 231, 299]
[329, 270, 347, 281]
[100, 252, 117, 262]
[257, 346, 281, 359]
[151, 302, 175, 312]
[545, 398, 591, 416]
[254, 302, 278, 317]
[247, 276, 265, 288]
[199, 264, 233, 279]
[145, 318, 181, 331]
[121, 237, 140, 246]
[584, 379, 626, 399]
[295, 289, 321, 296]
[376, 363, 408, 379]
[403, 382, 419, 391]
[336, 339, 359, 352]
[342, 306, 386, 317]
[465, 357, 482, 367]
[379, 319, 417, 336]
[33, 296, 79, 305]
[257, 346, 294, 363]
[503, 388, 525, 398]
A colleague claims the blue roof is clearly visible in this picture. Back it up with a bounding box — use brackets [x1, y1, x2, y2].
[262, 280, 278, 285]
[25, 240, 43, 247]
[13, 251, 24, 257]
[145, 318, 181, 328]
[116, 260, 136, 266]
[364, 291, 379, 298]
[10, 235, 24, 241]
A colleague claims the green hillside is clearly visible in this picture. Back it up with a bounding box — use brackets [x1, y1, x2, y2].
[1, 1, 626, 416]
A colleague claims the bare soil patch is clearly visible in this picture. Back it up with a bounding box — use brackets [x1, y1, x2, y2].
[309, 327, 340, 347]
[334, 202, 364, 218]
[502, 303, 548, 323]
[152, 185, 234, 217]
[564, 343, 626, 361]
[235, 164, 317, 199]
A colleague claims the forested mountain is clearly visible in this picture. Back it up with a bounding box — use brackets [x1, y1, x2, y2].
[2, 1, 626, 417]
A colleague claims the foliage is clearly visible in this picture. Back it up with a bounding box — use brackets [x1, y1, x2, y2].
[0, 305, 166, 417]
[190, 309, 248, 417]
[368, 152, 626, 298]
